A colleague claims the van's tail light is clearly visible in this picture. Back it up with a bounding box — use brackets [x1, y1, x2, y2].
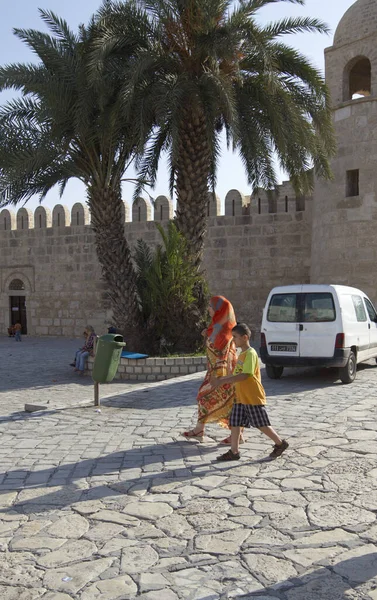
[261, 333, 267, 348]
[335, 333, 345, 349]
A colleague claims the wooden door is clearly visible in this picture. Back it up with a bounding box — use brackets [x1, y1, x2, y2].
[10, 296, 27, 334]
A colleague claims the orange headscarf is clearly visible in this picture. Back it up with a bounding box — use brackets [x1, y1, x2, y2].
[206, 296, 236, 351]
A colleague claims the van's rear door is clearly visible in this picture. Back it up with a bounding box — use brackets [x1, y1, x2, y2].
[264, 289, 301, 357]
[298, 289, 338, 358]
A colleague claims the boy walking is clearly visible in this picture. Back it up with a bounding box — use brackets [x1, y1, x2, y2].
[14, 322, 22, 342]
[211, 323, 288, 461]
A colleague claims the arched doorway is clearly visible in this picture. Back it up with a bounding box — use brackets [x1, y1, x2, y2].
[9, 278, 27, 334]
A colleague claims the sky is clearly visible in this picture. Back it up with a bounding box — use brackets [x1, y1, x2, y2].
[0, 0, 356, 213]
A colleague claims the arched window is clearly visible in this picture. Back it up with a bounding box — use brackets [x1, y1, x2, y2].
[344, 57, 371, 101]
[9, 278, 25, 291]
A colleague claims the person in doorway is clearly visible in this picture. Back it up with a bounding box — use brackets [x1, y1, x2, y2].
[70, 326, 96, 374]
[212, 322, 289, 461]
[14, 322, 22, 342]
[182, 296, 240, 443]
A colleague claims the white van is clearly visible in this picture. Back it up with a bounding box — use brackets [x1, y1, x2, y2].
[260, 285, 377, 384]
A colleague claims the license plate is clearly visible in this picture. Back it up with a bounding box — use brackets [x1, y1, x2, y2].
[270, 344, 297, 352]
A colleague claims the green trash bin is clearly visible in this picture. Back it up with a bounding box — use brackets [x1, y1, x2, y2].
[92, 333, 126, 384]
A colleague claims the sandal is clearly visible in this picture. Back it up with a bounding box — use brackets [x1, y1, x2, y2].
[182, 429, 204, 442]
[220, 435, 245, 445]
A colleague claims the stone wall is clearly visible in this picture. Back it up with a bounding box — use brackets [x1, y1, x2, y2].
[0, 184, 312, 337]
[86, 355, 207, 382]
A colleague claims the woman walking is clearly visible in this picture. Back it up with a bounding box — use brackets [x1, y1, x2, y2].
[183, 296, 239, 442]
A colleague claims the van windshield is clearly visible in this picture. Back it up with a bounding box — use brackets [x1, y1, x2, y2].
[267, 292, 336, 323]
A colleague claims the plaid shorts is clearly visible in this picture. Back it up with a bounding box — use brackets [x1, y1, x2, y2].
[230, 403, 271, 428]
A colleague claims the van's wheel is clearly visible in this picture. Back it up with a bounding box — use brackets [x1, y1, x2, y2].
[339, 352, 357, 384]
[266, 365, 284, 380]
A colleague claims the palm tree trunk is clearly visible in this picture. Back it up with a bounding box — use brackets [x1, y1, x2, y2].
[87, 184, 142, 351]
[175, 107, 211, 266]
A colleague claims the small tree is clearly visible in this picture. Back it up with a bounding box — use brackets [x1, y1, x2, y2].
[134, 221, 208, 353]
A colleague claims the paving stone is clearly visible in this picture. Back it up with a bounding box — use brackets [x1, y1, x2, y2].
[0, 587, 45, 600]
[0, 552, 44, 587]
[281, 477, 322, 490]
[187, 513, 241, 532]
[0, 492, 17, 508]
[157, 514, 195, 538]
[43, 557, 113, 594]
[99, 537, 139, 555]
[80, 574, 138, 599]
[244, 526, 291, 547]
[121, 544, 159, 573]
[84, 522, 125, 542]
[139, 572, 170, 592]
[37, 539, 97, 568]
[122, 502, 173, 521]
[195, 528, 251, 554]
[89, 509, 139, 527]
[46, 514, 89, 538]
[151, 536, 188, 555]
[243, 553, 297, 585]
[125, 522, 166, 539]
[179, 498, 230, 514]
[308, 502, 376, 528]
[16, 520, 51, 537]
[10, 536, 67, 551]
[268, 507, 310, 531]
[141, 493, 180, 504]
[0, 520, 23, 535]
[71, 500, 104, 515]
[293, 528, 360, 547]
[195, 476, 228, 490]
[283, 546, 344, 567]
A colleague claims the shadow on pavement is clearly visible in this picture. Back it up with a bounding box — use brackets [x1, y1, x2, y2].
[0, 440, 253, 513]
[238, 552, 377, 599]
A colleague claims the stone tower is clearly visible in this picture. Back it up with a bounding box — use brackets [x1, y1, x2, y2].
[311, 0, 377, 299]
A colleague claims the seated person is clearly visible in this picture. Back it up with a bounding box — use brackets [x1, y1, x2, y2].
[70, 326, 96, 373]
[7, 325, 15, 337]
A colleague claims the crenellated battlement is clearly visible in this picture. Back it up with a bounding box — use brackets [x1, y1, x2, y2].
[0, 182, 310, 233]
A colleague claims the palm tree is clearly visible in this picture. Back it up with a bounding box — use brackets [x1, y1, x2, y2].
[0, 10, 147, 346]
[96, 0, 336, 264]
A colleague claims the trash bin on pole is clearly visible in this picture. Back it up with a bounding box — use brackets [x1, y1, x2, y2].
[92, 333, 126, 405]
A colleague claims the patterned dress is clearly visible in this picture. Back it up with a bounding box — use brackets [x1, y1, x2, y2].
[196, 296, 237, 428]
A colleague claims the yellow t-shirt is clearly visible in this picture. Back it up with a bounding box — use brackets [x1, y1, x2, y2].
[233, 347, 266, 406]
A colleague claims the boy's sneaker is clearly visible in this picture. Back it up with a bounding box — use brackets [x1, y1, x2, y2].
[270, 439, 289, 458]
[216, 450, 240, 462]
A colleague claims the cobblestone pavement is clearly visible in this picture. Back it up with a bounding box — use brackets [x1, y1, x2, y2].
[2, 337, 377, 599]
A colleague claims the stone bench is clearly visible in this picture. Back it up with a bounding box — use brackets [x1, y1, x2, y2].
[86, 355, 207, 382]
